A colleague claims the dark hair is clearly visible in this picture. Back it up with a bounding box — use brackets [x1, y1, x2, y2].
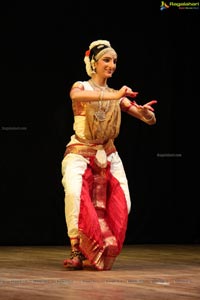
[89, 44, 109, 61]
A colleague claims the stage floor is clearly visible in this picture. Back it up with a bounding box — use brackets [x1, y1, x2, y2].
[0, 244, 199, 299]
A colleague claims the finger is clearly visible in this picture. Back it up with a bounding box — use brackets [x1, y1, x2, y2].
[144, 105, 155, 111]
[132, 92, 138, 97]
[148, 107, 154, 112]
[148, 100, 157, 105]
[127, 91, 138, 98]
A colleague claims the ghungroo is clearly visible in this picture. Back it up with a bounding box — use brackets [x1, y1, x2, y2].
[70, 250, 86, 261]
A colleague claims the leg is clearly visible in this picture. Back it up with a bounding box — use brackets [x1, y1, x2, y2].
[108, 152, 131, 213]
[61, 153, 88, 269]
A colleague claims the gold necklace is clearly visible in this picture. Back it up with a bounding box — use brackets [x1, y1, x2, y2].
[89, 80, 110, 122]
[90, 79, 108, 89]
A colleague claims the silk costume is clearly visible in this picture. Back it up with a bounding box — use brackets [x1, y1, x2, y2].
[61, 81, 132, 270]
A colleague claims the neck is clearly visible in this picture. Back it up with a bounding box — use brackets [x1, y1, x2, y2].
[90, 78, 108, 89]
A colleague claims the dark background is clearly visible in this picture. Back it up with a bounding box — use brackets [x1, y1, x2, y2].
[0, 2, 199, 245]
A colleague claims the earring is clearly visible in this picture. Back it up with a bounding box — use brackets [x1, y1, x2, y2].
[91, 60, 96, 73]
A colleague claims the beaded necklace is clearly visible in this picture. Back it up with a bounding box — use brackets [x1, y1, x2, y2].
[89, 79, 110, 122]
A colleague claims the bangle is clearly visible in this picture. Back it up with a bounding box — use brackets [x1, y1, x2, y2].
[122, 100, 136, 112]
[146, 114, 154, 121]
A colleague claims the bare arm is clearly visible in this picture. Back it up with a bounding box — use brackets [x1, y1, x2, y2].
[121, 97, 157, 125]
[69, 81, 138, 102]
[70, 81, 157, 125]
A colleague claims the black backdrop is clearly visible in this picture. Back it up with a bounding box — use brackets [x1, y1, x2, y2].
[0, 2, 199, 245]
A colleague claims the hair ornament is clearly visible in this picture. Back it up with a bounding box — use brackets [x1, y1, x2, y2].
[85, 50, 90, 57]
[84, 39, 116, 77]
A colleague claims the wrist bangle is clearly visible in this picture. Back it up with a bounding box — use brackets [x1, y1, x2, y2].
[123, 100, 136, 112]
[146, 114, 154, 121]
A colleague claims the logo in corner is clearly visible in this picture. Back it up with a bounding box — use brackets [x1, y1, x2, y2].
[160, 1, 170, 10]
[160, 1, 199, 11]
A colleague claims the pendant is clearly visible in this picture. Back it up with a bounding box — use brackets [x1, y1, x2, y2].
[94, 110, 106, 121]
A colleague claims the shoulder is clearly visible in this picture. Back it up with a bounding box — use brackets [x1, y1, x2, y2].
[71, 80, 92, 90]
[71, 81, 84, 90]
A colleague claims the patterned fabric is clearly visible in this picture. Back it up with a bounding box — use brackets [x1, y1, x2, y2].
[71, 81, 121, 143]
[62, 80, 131, 270]
[78, 158, 128, 270]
